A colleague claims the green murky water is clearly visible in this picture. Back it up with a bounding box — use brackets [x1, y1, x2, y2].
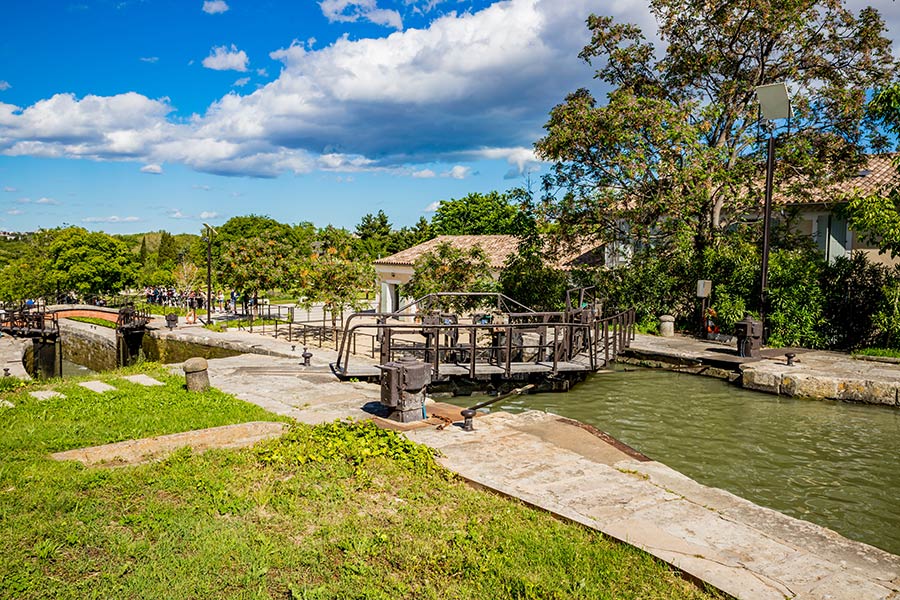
[496, 367, 900, 556]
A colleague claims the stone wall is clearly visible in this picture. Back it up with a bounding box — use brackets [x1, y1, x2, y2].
[58, 320, 117, 372]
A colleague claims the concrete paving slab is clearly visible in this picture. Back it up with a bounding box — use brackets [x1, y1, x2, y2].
[78, 380, 116, 393]
[122, 374, 164, 386]
[1, 399, 13, 408]
[52, 421, 288, 466]
[29, 390, 65, 401]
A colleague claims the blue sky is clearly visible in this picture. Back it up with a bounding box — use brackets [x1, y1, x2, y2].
[1, 0, 898, 235]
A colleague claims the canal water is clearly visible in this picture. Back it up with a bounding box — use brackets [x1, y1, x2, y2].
[497, 367, 900, 556]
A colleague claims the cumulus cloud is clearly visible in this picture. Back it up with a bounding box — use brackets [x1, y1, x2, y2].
[444, 165, 470, 179]
[233, 77, 250, 87]
[202, 44, 248, 71]
[140, 163, 163, 174]
[199, 210, 219, 219]
[0, 81, 11, 91]
[0, 0, 652, 178]
[35, 197, 59, 205]
[82, 215, 140, 223]
[424, 201, 440, 212]
[319, 0, 403, 30]
[412, 168, 435, 178]
[202, 0, 229, 14]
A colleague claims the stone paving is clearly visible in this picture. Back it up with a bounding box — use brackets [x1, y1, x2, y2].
[122, 374, 164, 386]
[51, 421, 288, 466]
[198, 350, 900, 600]
[29, 390, 65, 401]
[78, 380, 116, 393]
[627, 333, 900, 406]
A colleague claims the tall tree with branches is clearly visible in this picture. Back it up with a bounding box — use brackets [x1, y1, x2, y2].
[536, 0, 896, 259]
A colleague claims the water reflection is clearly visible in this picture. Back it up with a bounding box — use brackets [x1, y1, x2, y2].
[498, 367, 900, 555]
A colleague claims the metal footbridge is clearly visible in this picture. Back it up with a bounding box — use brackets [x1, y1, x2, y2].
[332, 291, 635, 382]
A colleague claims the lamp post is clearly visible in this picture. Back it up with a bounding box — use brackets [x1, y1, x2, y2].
[754, 82, 791, 332]
[202, 223, 217, 327]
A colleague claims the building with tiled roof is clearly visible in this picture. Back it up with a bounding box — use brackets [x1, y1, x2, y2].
[373, 235, 603, 313]
[781, 154, 900, 265]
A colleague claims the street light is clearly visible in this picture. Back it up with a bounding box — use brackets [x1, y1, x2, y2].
[202, 223, 217, 326]
[754, 82, 791, 333]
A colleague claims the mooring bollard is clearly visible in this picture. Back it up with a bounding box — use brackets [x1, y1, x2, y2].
[659, 314, 675, 337]
[183, 357, 210, 392]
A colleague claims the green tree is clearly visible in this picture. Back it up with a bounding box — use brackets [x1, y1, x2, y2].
[138, 236, 148, 265]
[157, 231, 178, 268]
[218, 233, 295, 307]
[393, 217, 435, 251]
[293, 249, 374, 328]
[431, 191, 521, 235]
[45, 227, 138, 298]
[401, 242, 496, 313]
[536, 0, 896, 258]
[354, 210, 394, 259]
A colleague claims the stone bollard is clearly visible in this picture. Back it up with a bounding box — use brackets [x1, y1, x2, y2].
[659, 315, 675, 337]
[183, 357, 210, 392]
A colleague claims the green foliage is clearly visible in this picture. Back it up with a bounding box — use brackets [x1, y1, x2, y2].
[854, 347, 900, 359]
[0, 367, 716, 600]
[293, 247, 374, 327]
[537, 0, 896, 256]
[256, 420, 442, 476]
[402, 242, 497, 312]
[820, 253, 891, 350]
[432, 191, 521, 235]
[838, 190, 900, 257]
[0, 376, 28, 393]
[157, 231, 178, 268]
[45, 227, 138, 298]
[499, 198, 568, 311]
[218, 232, 296, 300]
[765, 250, 826, 348]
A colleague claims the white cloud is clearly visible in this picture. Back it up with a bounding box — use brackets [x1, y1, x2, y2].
[319, 0, 403, 30]
[192, 184, 211, 190]
[35, 197, 59, 205]
[140, 163, 163, 174]
[202, 44, 248, 72]
[202, 0, 229, 14]
[444, 165, 470, 179]
[412, 168, 435, 178]
[6, 208, 23, 215]
[82, 215, 140, 223]
[0, 0, 652, 178]
[424, 201, 440, 212]
[0, 81, 11, 91]
[199, 210, 219, 219]
[256, 68, 268, 77]
[233, 76, 251, 87]
[3, 186, 16, 192]
[140, 56, 159, 63]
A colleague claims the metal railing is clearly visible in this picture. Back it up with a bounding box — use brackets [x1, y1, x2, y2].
[333, 307, 636, 378]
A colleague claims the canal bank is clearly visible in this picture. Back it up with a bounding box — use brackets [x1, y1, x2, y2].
[625, 333, 900, 406]
[196, 350, 900, 600]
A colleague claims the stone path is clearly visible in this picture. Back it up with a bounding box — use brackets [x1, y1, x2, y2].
[78, 380, 116, 393]
[29, 390, 64, 401]
[628, 333, 900, 406]
[51, 421, 288, 466]
[199, 352, 900, 600]
[122, 374, 164, 386]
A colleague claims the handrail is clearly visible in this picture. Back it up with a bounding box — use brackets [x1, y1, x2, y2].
[333, 307, 636, 376]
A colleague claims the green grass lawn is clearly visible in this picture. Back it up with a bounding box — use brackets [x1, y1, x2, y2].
[65, 316, 118, 329]
[0, 365, 721, 599]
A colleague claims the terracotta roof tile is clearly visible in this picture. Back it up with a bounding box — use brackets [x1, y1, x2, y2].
[777, 153, 900, 205]
[374, 235, 604, 270]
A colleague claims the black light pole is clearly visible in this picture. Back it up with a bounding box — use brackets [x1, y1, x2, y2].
[203, 223, 217, 326]
[754, 82, 791, 333]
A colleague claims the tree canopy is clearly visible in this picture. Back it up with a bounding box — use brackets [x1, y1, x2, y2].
[536, 0, 897, 256]
[431, 191, 521, 235]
